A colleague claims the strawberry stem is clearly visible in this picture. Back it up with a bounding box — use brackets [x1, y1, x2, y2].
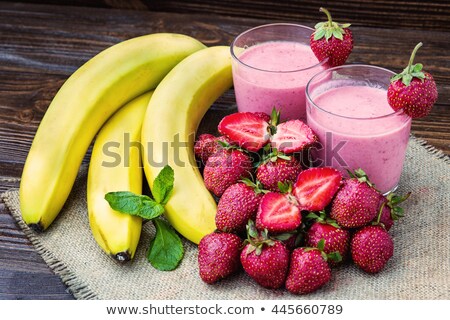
[407, 42, 423, 74]
[320, 7, 333, 26]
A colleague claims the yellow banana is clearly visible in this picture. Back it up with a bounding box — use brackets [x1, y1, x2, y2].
[141, 46, 233, 244]
[87, 92, 152, 262]
[20, 34, 205, 231]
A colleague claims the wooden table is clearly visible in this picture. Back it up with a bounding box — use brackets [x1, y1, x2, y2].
[0, 2, 449, 299]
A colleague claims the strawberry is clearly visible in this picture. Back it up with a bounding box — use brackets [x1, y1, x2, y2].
[218, 112, 270, 152]
[255, 192, 301, 233]
[330, 169, 380, 228]
[293, 167, 342, 211]
[305, 211, 350, 265]
[240, 221, 290, 289]
[203, 148, 252, 197]
[198, 232, 242, 284]
[285, 240, 340, 294]
[194, 134, 230, 165]
[256, 153, 302, 192]
[310, 7, 353, 67]
[270, 119, 317, 154]
[376, 192, 410, 231]
[351, 225, 394, 273]
[253, 111, 271, 122]
[387, 42, 438, 118]
[216, 180, 265, 233]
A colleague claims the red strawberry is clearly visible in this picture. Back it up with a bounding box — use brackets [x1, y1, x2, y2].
[305, 211, 350, 265]
[285, 239, 340, 294]
[310, 7, 353, 67]
[351, 225, 394, 273]
[203, 149, 252, 197]
[256, 155, 302, 192]
[240, 222, 290, 289]
[270, 120, 317, 154]
[253, 112, 271, 122]
[256, 192, 301, 233]
[198, 232, 242, 284]
[293, 167, 342, 211]
[376, 192, 410, 231]
[194, 134, 230, 165]
[330, 169, 380, 228]
[387, 42, 438, 118]
[218, 112, 270, 152]
[216, 180, 265, 233]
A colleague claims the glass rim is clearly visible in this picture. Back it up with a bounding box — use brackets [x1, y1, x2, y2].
[306, 64, 406, 120]
[230, 23, 328, 74]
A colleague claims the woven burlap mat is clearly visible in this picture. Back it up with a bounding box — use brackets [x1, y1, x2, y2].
[2, 136, 449, 300]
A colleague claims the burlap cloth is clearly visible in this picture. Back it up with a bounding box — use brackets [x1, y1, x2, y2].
[1, 136, 449, 299]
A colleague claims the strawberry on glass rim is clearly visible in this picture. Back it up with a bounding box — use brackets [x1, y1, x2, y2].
[310, 7, 353, 67]
[387, 42, 438, 118]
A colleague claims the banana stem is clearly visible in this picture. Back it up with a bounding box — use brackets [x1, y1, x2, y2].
[408, 42, 423, 73]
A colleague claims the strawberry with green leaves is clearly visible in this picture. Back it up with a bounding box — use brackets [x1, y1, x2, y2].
[256, 149, 302, 192]
[388, 42, 438, 118]
[310, 7, 353, 67]
[376, 192, 410, 231]
[285, 239, 341, 295]
[215, 179, 266, 234]
[198, 232, 242, 284]
[306, 211, 350, 265]
[240, 221, 290, 289]
[194, 134, 230, 165]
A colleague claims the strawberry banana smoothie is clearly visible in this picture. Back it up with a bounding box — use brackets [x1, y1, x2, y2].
[307, 83, 411, 194]
[231, 24, 327, 121]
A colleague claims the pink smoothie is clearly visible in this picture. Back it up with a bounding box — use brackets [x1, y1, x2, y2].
[232, 41, 325, 121]
[307, 85, 411, 193]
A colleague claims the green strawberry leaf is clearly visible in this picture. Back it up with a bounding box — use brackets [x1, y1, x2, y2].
[317, 238, 326, 251]
[325, 29, 333, 40]
[314, 28, 326, 41]
[147, 218, 183, 271]
[402, 73, 413, 86]
[412, 63, 423, 73]
[332, 29, 343, 40]
[327, 251, 342, 263]
[152, 165, 174, 205]
[314, 22, 325, 29]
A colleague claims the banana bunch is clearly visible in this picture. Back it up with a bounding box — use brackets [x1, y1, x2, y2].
[20, 32, 233, 260]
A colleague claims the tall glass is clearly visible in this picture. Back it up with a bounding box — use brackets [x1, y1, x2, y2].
[306, 65, 412, 194]
[230, 23, 328, 121]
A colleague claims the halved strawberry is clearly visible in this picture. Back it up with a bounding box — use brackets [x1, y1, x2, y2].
[270, 120, 317, 154]
[293, 167, 342, 211]
[218, 112, 269, 152]
[256, 192, 301, 233]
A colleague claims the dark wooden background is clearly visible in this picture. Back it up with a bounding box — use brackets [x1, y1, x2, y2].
[0, 0, 449, 299]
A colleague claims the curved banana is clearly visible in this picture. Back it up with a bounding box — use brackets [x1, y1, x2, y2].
[141, 46, 233, 244]
[88, 92, 152, 262]
[20, 34, 205, 231]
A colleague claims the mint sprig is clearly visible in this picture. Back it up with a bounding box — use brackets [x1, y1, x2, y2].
[105, 165, 183, 271]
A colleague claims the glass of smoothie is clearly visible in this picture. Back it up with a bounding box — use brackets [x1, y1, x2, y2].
[230, 23, 328, 121]
[306, 65, 412, 194]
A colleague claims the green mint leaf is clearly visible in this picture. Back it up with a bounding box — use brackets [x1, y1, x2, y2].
[152, 165, 174, 205]
[140, 200, 165, 220]
[105, 191, 152, 216]
[147, 218, 184, 271]
[314, 28, 326, 40]
[105, 191, 164, 220]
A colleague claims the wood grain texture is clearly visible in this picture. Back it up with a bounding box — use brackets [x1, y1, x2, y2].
[14, 0, 450, 31]
[0, 1, 449, 299]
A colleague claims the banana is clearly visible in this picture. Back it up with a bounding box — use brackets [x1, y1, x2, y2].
[141, 46, 233, 244]
[88, 92, 152, 262]
[20, 34, 205, 231]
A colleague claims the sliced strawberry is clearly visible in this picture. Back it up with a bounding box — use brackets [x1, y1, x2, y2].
[256, 192, 301, 233]
[293, 167, 342, 211]
[270, 120, 317, 154]
[218, 112, 269, 152]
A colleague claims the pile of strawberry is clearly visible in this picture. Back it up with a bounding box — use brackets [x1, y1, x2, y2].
[194, 111, 409, 295]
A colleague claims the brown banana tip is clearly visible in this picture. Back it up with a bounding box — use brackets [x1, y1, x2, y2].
[113, 251, 131, 263]
[28, 223, 44, 233]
